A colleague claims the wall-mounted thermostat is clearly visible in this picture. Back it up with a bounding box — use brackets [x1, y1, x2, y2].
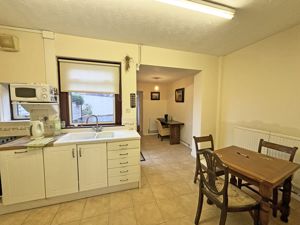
[130, 93, 136, 108]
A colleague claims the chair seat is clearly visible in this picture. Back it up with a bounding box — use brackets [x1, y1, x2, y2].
[215, 179, 259, 208]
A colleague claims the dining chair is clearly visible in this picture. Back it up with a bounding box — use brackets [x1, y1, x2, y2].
[193, 135, 223, 183]
[156, 119, 170, 141]
[237, 139, 298, 217]
[194, 149, 260, 225]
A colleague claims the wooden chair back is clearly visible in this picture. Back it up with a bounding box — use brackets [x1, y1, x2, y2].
[193, 134, 214, 152]
[199, 149, 229, 208]
[258, 139, 298, 162]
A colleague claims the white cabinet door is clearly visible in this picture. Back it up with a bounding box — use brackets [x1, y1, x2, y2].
[44, 145, 78, 198]
[0, 149, 45, 205]
[78, 143, 107, 191]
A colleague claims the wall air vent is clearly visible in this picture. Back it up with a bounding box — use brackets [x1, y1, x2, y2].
[0, 34, 19, 52]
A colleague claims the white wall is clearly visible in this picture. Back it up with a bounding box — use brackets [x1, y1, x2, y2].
[0, 26, 220, 149]
[137, 82, 168, 135]
[167, 76, 194, 147]
[218, 24, 300, 147]
[0, 27, 46, 83]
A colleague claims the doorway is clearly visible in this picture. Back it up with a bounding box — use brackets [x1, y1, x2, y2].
[136, 91, 143, 135]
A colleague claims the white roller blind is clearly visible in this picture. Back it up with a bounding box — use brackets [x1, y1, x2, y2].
[59, 59, 120, 94]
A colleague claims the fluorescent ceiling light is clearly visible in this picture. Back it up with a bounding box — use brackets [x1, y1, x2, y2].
[156, 0, 235, 19]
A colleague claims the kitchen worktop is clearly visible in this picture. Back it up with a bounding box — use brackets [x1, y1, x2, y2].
[0, 130, 140, 150]
[0, 135, 62, 151]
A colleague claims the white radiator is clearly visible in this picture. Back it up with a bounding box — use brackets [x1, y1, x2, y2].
[233, 126, 300, 191]
[148, 118, 158, 134]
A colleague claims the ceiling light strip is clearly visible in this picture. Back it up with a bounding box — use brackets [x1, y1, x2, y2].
[156, 0, 235, 19]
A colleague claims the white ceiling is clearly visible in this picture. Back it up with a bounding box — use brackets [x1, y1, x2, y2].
[137, 65, 199, 83]
[1, 0, 300, 55]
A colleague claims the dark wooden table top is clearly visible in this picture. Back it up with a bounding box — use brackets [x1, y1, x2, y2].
[157, 118, 184, 126]
[215, 146, 300, 188]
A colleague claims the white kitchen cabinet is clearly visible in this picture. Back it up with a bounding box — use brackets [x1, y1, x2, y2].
[77, 143, 107, 191]
[43, 145, 78, 198]
[0, 149, 45, 205]
[107, 140, 140, 186]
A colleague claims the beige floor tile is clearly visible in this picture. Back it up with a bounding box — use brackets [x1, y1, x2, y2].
[150, 184, 175, 200]
[156, 198, 187, 220]
[109, 208, 137, 225]
[110, 191, 133, 212]
[23, 204, 59, 225]
[0, 210, 30, 225]
[177, 193, 198, 217]
[51, 199, 86, 225]
[134, 202, 164, 225]
[130, 187, 156, 205]
[162, 216, 194, 225]
[167, 181, 194, 196]
[82, 195, 110, 219]
[81, 214, 109, 225]
[146, 173, 168, 186]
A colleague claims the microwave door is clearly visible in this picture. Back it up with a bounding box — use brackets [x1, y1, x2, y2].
[14, 88, 37, 101]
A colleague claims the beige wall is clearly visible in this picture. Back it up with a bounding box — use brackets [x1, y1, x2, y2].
[137, 82, 169, 135]
[0, 28, 46, 83]
[219, 24, 300, 147]
[54, 33, 138, 128]
[167, 76, 194, 146]
[0, 26, 220, 151]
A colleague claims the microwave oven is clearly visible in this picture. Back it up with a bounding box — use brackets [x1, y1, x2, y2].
[10, 83, 58, 103]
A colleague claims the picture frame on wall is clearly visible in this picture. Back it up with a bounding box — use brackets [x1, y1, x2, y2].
[151, 92, 160, 100]
[175, 88, 184, 102]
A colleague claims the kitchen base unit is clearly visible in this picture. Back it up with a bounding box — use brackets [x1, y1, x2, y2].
[0, 182, 138, 215]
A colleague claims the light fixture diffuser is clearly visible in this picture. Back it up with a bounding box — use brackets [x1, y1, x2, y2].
[156, 0, 235, 19]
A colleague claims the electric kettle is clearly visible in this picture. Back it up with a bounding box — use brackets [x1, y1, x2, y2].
[30, 121, 44, 139]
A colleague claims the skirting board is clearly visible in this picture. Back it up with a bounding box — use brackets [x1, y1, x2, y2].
[0, 182, 139, 215]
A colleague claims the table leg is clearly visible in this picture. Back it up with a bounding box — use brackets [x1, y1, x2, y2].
[169, 125, 180, 145]
[230, 175, 237, 186]
[259, 183, 272, 225]
[280, 176, 292, 222]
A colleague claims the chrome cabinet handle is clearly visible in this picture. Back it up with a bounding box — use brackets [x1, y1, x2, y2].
[120, 161, 128, 165]
[72, 149, 75, 158]
[120, 178, 128, 182]
[79, 148, 82, 157]
[119, 153, 128, 156]
[120, 170, 128, 173]
[14, 150, 28, 154]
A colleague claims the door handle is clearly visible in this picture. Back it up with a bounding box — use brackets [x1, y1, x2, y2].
[79, 148, 82, 157]
[120, 161, 128, 165]
[120, 178, 128, 182]
[120, 170, 128, 173]
[72, 149, 75, 158]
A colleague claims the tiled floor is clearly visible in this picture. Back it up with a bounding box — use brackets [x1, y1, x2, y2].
[1, 135, 300, 225]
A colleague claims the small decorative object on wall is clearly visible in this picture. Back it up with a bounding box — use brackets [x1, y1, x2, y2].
[151, 92, 160, 100]
[175, 88, 184, 102]
[124, 55, 133, 71]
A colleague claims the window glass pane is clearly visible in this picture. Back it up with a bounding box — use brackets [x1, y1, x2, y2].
[70, 92, 115, 124]
[12, 103, 30, 120]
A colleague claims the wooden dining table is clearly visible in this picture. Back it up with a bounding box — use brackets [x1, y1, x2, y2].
[215, 146, 300, 225]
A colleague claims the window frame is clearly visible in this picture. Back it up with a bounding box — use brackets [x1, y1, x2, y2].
[57, 57, 122, 128]
[68, 92, 116, 125]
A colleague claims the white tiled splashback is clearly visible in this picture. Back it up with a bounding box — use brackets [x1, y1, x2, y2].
[0, 121, 30, 137]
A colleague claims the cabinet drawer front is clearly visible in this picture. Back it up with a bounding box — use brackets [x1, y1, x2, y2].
[108, 148, 140, 159]
[108, 157, 139, 168]
[107, 140, 140, 151]
[108, 165, 140, 177]
[108, 174, 139, 186]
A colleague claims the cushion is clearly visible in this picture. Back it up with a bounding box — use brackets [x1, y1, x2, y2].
[215, 178, 259, 208]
